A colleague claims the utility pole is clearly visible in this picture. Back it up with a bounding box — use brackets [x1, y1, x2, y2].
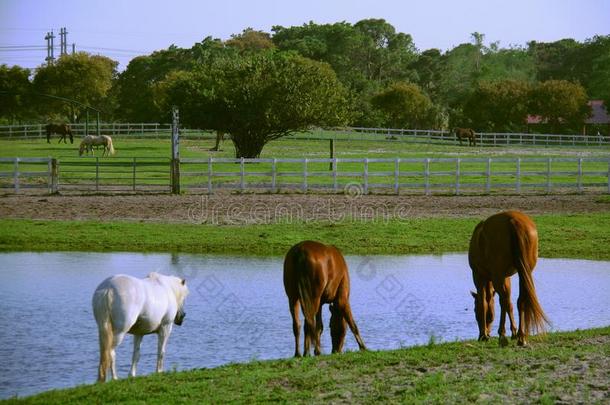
[59, 27, 68, 56]
[72, 43, 75, 54]
[45, 31, 55, 65]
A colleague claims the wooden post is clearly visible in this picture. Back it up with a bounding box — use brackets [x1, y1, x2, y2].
[516, 158, 521, 194]
[132, 157, 137, 191]
[95, 157, 99, 191]
[240, 157, 245, 192]
[271, 158, 277, 193]
[546, 158, 552, 193]
[455, 158, 461, 195]
[424, 158, 430, 195]
[486, 158, 491, 194]
[13, 158, 19, 193]
[329, 139, 335, 170]
[363, 158, 369, 194]
[332, 158, 338, 192]
[207, 157, 213, 194]
[51, 158, 58, 193]
[577, 158, 583, 194]
[394, 158, 400, 194]
[302, 158, 308, 193]
[171, 107, 180, 194]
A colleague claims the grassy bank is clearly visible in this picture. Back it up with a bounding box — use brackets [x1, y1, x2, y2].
[6, 326, 609, 404]
[1, 213, 610, 259]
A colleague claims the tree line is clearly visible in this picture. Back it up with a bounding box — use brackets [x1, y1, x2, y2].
[1, 19, 609, 156]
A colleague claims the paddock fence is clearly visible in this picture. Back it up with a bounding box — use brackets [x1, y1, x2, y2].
[1, 123, 609, 147]
[2, 156, 609, 195]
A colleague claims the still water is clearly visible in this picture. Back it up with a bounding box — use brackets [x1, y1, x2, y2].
[0, 252, 609, 399]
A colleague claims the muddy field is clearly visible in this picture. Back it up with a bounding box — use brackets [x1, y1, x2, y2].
[0, 193, 608, 224]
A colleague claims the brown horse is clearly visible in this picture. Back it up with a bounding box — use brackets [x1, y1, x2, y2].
[46, 123, 73, 144]
[469, 211, 549, 347]
[283, 240, 367, 357]
[454, 127, 476, 146]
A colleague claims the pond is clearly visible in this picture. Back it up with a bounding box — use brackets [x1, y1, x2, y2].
[1, 252, 609, 399]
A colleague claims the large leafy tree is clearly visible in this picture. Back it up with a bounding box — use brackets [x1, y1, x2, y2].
[463, 80, 532, 132]
[530, 80, 590, 133]
[226, 28, 275, 53]
[371, 82, 435, 129]
[32, 52, 117, 120]
[160, 52, 350, 158]
[0, 64, 32, 123]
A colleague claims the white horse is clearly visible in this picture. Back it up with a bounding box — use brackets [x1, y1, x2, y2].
[79, 135, 115, 157]
[92, 272, 189, 383]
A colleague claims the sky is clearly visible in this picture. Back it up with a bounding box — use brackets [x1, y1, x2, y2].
[1, 0, 609, 71]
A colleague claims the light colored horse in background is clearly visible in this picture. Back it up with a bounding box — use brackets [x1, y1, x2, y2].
[79, 135, 115, 157]
[92, 272, 189, 383]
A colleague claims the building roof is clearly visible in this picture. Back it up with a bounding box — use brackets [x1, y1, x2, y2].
[527, 100, 610, 125]
[586, 100, 610, 124]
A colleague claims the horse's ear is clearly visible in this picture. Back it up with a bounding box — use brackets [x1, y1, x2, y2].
[470, 290, 477, 299]
[181, 278, 186, 286]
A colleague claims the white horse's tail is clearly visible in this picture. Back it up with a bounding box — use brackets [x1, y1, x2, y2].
[93, 288, 114, 383]
[107, 137, 115, 155]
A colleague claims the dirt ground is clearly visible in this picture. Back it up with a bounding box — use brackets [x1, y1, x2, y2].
[1, 193, 608, 224]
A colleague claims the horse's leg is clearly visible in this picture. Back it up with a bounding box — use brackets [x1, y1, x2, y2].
[129, 334, 143, 377]
[288, 297, 301, 357]
[517, 281, 527, 346]
[472, 272, 490, 341]
[110, 331, 127, 380]
[314, 307, 323, 356]
[484, 282, 495, 339]
[156, 324, 173, 372]
[302, 297, 320, 357]
[336, 299, 366, 351]
[330, 303, 347, 353]
[495, 278, 510, 347]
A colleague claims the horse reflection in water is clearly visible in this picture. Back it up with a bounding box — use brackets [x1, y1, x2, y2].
[92, 272, 189, 382]
[469, 211, 550, 346]
[284, 240, 367, 357]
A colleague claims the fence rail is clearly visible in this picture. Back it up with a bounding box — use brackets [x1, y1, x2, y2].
[2, 156, 609, 195]
[1, 123, 609, 147]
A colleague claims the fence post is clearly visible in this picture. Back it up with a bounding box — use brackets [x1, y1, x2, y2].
[424, 158, 430, 195]
[394, 158, 400, 194]
[240, 157, 245, 192]
[333, 158, 338, 192]
[516, 158, 521, 194]
[207, 157, 213, 194]
[577, 158, 583, 193]
[455, 158, 461, 195]
[13, 158, 19, 193]
[329, 139, 335, 171]
[546, 158, 552, 193]
[607, 159, 610, 194]
[486, 158, 491, 194]
[271, 158, 277, 193]
[132, 157, 137, 191]
[51, 158, 58, 193]
[95, 157, 100, 192]
[302, 158, 308, 193]
[363, 158, 369, 194]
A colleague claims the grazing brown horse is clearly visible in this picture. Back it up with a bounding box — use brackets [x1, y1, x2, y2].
[283, 241, 367, 357]
[469, 211, 549, 347]
[454, 127, 476, 146]
[46, 123, 73, 144]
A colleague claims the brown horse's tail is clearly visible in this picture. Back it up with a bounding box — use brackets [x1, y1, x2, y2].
[511, 218, 550, 336]
[293, 250, 317, 340]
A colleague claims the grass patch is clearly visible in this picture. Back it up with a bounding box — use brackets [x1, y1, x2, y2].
[1, 213, 609, 259]
[5, 326, 609, 404]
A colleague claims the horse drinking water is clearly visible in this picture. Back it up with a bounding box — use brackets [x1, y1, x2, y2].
[468, 211, 549, 347]
[92, 272, 189, 382]
[46, 123, 73, 144]
[284, 240, 367, 357]
[79, 135, 115, 157]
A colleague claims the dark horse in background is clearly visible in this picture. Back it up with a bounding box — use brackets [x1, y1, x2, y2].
[283, 240, 367, 357]
[469, 211, 550, 347]
[453, 127, 476, 146]
[46, 123, 73, 144]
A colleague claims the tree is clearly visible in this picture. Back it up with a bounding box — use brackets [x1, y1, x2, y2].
[371, 82, 435, 129]
[0, 64, 32, 123]
[33, 52, 117, 121]
[160, 52, 350, 158]
[530, 80, 590, 133]
[463, 80, 532, 132]
[226, 28, 275, 53]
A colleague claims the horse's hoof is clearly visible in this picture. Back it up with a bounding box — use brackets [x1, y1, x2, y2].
[517, 340, 528, 347]
[499, 336, 509, 347]
[478, 335, 489, 342]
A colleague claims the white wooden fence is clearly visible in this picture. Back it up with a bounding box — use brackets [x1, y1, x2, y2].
[181, 157, 610, 195]
[1, 123, 609, 147]
[2, 156, 610, 194]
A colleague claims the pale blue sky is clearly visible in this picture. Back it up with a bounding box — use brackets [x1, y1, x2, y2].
[1, 0, 609, 70]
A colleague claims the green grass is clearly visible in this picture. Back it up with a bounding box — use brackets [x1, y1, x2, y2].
[2, 138, 609, 192]
[5, 326, 609, 404]
[1, 213, 609, 259]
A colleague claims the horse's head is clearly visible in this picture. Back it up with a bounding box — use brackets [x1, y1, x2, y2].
[471, 290, 495, 340]
[173, 277, 189, 326]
